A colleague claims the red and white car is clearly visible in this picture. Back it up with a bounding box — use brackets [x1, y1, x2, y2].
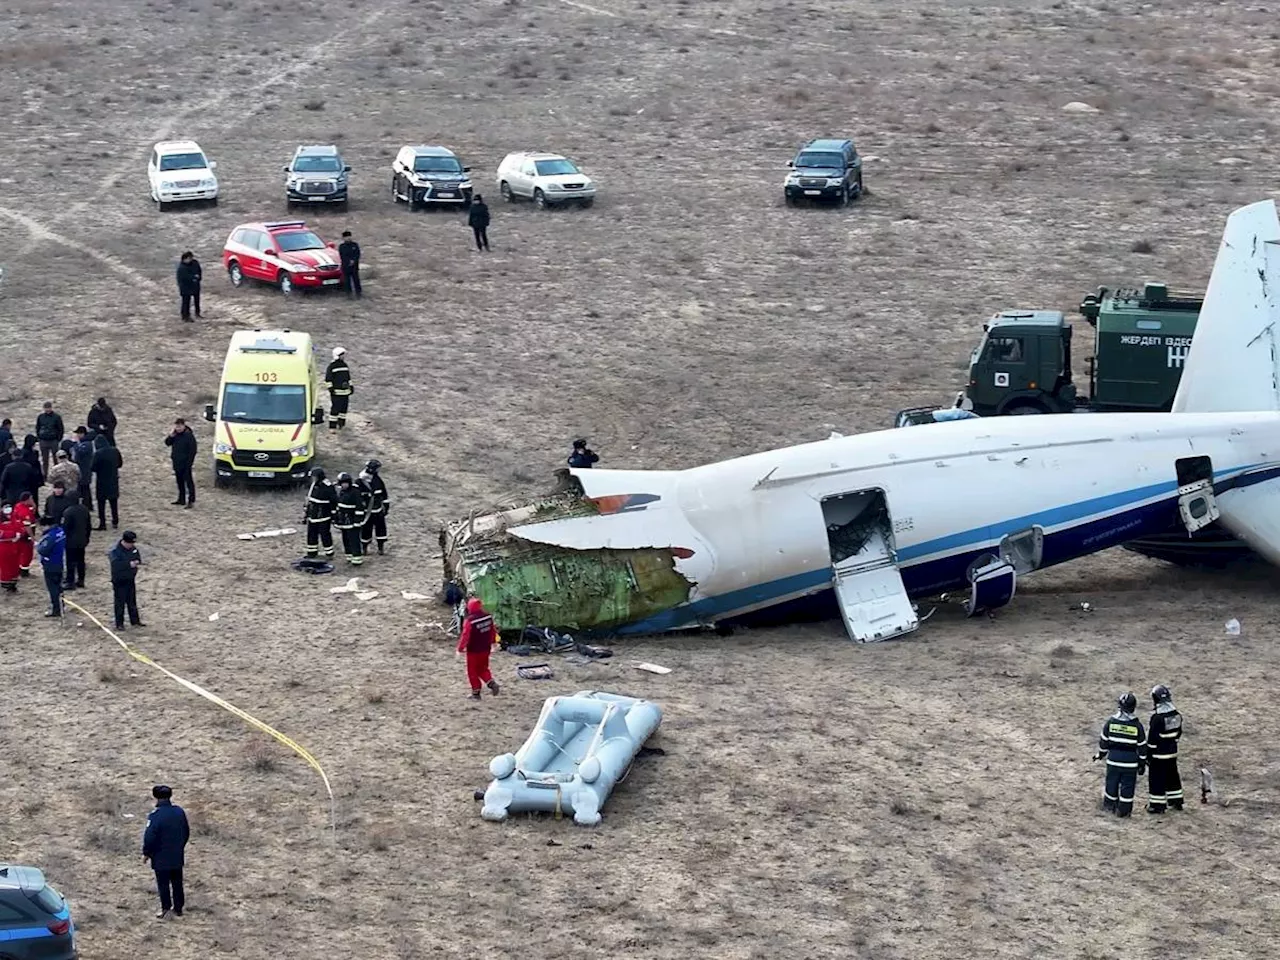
[221, 220, 344, 295]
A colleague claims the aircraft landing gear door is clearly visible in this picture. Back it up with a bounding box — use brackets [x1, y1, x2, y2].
[1175, 456, 1219, 534]
[821, 491, 919, 643]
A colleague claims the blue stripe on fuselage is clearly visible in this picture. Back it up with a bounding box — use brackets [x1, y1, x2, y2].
[615, 463, 1280, 635]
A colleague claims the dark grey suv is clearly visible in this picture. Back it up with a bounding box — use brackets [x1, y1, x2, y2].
[783, 138, 863, 206]
[0, 865, 77, 959]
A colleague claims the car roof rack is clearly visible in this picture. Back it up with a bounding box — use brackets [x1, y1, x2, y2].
[262, 221, 307, 230]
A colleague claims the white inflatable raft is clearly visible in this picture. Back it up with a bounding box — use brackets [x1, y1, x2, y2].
[481, 690, 662, 825]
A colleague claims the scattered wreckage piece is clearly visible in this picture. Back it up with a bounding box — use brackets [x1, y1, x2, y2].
[480, 690, 662, 826]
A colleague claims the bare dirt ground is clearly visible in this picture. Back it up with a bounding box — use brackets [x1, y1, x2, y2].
[2, 0, 1280, 957]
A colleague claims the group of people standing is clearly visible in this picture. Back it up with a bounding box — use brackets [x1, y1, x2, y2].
[1095, 684, 1185, 817]
[302, 459, 390, 566]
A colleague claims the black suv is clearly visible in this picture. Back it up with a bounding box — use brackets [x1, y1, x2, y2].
[0, 864, 78, 959]
[783, 138, 863, 206]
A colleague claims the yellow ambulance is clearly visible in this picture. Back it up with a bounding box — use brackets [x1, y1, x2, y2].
[203, 329, 324, 486]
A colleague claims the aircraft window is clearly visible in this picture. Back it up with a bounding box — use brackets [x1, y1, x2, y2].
[987, 337, 1024, 362]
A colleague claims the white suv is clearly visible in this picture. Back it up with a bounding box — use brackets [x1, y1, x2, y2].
[148, 140, 218, 210]
[496, 152, 596, 209]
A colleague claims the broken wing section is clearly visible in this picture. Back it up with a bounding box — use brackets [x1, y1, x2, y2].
[1172, 199, 1280, 414]
[441, 471, 711, 635]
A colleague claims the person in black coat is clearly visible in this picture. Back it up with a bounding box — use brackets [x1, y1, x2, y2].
[176, 251, 202, 321]
[567, 438, 599, 469]
[337, 231, 361, 298]
[108, 530, 143, 627]
[0, 418, 12, 455]
[142, 784, 190, 919]
[72, 427, 95, 511]
[41, 481, 75, 525]
[164, 418, 197, 508]
[92, 433, 123, 530]
[87, 398, 118, 446]
[0, 449, 35, 505]
[18, 435, 43, 510]
[468, 194, 491, 251]
[61, 495, 90, 589]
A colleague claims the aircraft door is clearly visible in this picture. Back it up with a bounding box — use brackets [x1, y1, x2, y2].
[821, 490, 919, 643]
[1175, 455, 1219, 533]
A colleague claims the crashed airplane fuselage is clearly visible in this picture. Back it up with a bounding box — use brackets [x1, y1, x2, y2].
[442, 199, 1280, 641]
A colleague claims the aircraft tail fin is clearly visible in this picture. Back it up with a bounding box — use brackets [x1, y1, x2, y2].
[1172, 199, 1280, 414]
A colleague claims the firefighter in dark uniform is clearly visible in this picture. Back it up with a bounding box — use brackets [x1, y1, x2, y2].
[1095, 691, 1146, 817]
[359, 459, 390, 556]
[338, 230, 362, 298]
[333, 471, 370, 565]
[324, 347, 353, 431]
[303, 466, 337, 559]
[1146, 684, 1184, 813]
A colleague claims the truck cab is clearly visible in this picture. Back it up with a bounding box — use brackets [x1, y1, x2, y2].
[203, 329, 325, 487]
[966, 311, 1076, 416]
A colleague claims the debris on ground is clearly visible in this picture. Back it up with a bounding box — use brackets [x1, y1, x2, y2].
[1225, 618, 1241, 636]
[208, 613, 219, 622]
[330, 577, 361, 594]
[401, 590, 431, 601]
[633, 661, 672, 675]
[292, 558, 334, 575]
[355, 590, 379, 601]
[236, 527, 298, 540]
[516, 663, 555, 680]
[1062, 101, 1100, 113]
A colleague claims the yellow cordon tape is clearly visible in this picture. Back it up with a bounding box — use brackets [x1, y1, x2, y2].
[64, 598, 336, 838]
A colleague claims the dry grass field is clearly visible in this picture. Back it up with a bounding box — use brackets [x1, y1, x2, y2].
[3, 0, 1280, 957]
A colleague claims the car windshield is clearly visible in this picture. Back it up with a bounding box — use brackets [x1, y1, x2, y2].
[275, 231, 326, 252]
[221, 383, 307, 424]
[414, 156, 461, 173]
[159, 153, 208, 171]
[535, 159, 579, 176]
[25, 884, 65, 915]
[795, 151, 845, 169]
[293, 155, 342, 173]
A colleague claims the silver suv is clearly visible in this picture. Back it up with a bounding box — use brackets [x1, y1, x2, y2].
[284, 145, 351, 209]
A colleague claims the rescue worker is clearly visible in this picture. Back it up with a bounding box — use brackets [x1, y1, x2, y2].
[13, 491, 38, 578]
[87, 397, 118, 446]
[303, 466, 337, 559]
[0, 503, 25, 593]
[324, 347, 353, 431]
[338, 231, 362, 298]
[35, 401, 65, 476]
[1095, 691, 1147, 817]
[1146, 684, 1185, 813]
[109, 530, 144, 629]
[359, 459, 390, 555]
[455, 596, 500, 700]
[567, 438, 599, 469]
[36, 516, 66, 618]
[61, 494, 90, 590]
[176, 251, 203, 321]
[468, 194, 491, 251]
[333, 472, 369, 565]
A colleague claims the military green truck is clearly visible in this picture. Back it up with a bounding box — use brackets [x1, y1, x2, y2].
[964, 282, 1201, 417]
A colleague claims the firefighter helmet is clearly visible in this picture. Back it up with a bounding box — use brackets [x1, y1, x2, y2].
[310, 466, 325, 480]
[336, 471, 353, 485]
[1118, 691, 1137, 713]
[1151, 684, 1172, 705]
[365, 459, 381, 473]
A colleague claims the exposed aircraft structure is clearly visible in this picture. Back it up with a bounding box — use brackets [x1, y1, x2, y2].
[440, 199, 1280, 642]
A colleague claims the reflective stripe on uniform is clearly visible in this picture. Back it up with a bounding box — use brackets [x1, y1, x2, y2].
[1151, 753, 1177, 759]
[1106, 760, 1139, 768]
[1167, 789, 1184, 799]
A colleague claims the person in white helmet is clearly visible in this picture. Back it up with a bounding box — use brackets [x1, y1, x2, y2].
[324, 347, 353, 431]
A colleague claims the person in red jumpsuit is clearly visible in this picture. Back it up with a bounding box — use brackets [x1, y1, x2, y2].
[456, 597, 501, 700]
[12, 492, 38, 578]
[0, 503, 25, 593]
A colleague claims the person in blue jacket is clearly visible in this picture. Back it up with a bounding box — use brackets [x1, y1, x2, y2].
[142, 784, 190, 920]
[35, 516, 66, 618]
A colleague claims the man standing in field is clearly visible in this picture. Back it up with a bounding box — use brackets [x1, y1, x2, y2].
[61, 494, 90, 591]
[35, 401, 65, 475]
[164, 418, 197, 508]
[143, 784, 190, 920]
[456, 597, 500, 700]
[324, 347, 353, 431]
[87, 397, 118, 446]
[468, 194, 491, 251]
[1145, 684, 1185, 814]
[1095, 691, 1146, 818]
[36, 516, 66, 618]
[338, 231, 362, 298]
[176, 251, 203, 321]
[109, 530, 144, 629]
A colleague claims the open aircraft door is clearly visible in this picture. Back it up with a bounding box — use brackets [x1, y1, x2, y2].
[1176, 456, 1220, 534]
[821, 491, 919, 642]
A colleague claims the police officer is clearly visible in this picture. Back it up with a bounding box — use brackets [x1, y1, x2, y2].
[333, 472, 369, 565]
[1095, 691, 1146, 817]
[303, 466, 337, 559]
[324, 347, 353, 432]
[338, 230, 362, 298]
[567, 438, 599, 469]
[1146, 684, 1184, 814]
[359, 459, 390, 556]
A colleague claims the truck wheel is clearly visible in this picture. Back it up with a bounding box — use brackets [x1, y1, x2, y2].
[1005, 402, 1046, 416]
[534, 188, 547, 209]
